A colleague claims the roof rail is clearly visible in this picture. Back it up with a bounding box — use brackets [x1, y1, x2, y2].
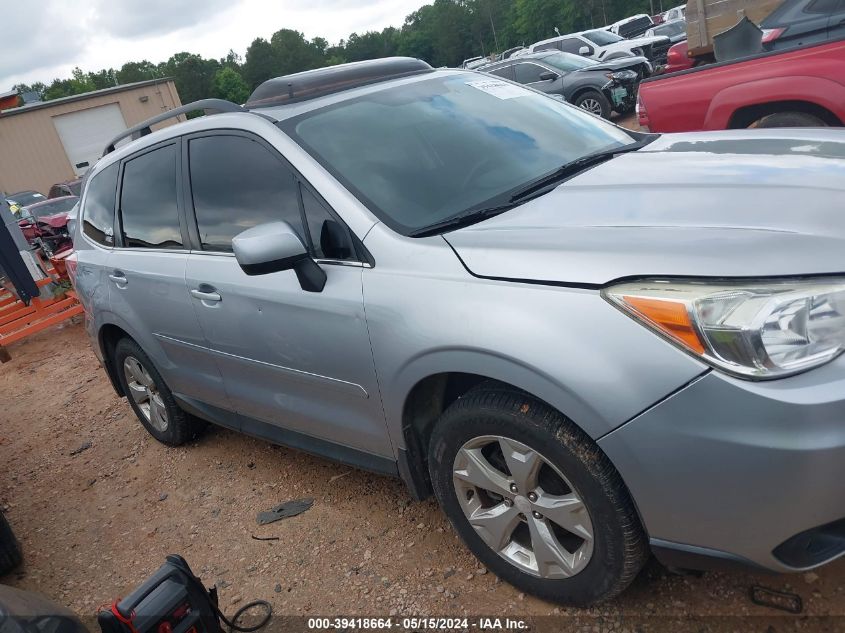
[102, 98, 247, 156]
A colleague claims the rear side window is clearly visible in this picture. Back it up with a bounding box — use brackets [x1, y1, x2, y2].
[188, 135, 302, 252]
[82, 163, 118, 246]
[120, 144, 182, 249]
[535, 41, 562, 52]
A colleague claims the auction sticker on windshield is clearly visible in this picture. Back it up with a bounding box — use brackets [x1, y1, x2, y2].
[466, 79, 529, 100]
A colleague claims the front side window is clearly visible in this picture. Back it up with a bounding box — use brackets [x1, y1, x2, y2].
[300, 185, 355, 261]
[283, 72, 634, 235]
[488, 65, 514, 80]
[558, 38, 586, 54]
[541, 52, 597, 72]
[188, 135, 302, 252]
[120, 144, 183, 249]
[514, 63, 548, 84]
[583, 30, 623, 46]
[82, 163, 119, 246]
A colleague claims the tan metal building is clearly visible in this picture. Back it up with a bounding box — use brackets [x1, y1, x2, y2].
[0, 79, 183, 196]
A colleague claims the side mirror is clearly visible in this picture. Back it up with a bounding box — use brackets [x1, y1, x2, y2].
[232, 221, 326, 293]
[539, 71, 559, 81]
[579, 46, 591, 56]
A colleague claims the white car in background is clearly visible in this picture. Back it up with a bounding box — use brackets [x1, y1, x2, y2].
[526, 29, 672, 65]
[607, 14, 655, 38]
[662, 5, 687, 23]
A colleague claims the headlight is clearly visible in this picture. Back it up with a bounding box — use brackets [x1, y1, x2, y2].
[607, 70, 637, 81]
[603, 278, 845, 379]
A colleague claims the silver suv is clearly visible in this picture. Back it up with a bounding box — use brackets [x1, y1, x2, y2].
[71, 57, 845, 606]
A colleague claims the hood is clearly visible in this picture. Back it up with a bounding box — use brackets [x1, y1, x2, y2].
[444, 129, 845, 286]
[582, 56, 649, 72]
[37, 212, 70, 228]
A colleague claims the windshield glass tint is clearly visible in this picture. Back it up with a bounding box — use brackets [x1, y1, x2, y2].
[541, 52, 597, 72]
[28, 197, 78, 218]
[285, 73, 633, 234]
[584, 30, 624, 46]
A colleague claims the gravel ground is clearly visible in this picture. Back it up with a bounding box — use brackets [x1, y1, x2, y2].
[1, 319, 844, 630]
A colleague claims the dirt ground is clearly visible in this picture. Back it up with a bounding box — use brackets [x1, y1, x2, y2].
[2, 322, 844, 630]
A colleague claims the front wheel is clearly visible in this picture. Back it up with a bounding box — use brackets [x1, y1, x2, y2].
[574, 91, 611, 119]
[428, 383, 648, 606]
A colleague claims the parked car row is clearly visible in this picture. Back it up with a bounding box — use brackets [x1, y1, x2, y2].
[481, 51, 645, 118]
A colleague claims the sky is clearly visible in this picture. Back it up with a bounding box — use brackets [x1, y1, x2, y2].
[1, 0, 425, 91]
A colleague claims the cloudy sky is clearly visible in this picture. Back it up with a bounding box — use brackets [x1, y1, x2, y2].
[2, 0, 424, 91]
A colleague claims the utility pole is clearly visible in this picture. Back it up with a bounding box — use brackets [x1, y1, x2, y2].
[488, 1, 499, 52]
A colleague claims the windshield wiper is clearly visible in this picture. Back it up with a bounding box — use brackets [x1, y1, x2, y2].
[411, 137, 656, 238]
[409, 203, 519, 238]
[508, 139, 652, 203]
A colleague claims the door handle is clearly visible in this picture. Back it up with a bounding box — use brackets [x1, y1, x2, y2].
[108, 271, 127, 284]
[190, 287, 222, 303]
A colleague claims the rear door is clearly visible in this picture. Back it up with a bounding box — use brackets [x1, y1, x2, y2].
[108, 139, 229, 409]
[182, 131, 391, 459]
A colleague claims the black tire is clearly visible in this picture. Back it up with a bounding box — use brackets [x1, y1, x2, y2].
[0, 512, 22, 576]
[428, 382, 648, 606]
[113, 338, 204, 446]
[574, 90, 612, 119]
[753, 112, 827, 128]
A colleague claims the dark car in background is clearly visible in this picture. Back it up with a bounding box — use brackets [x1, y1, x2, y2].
[645, 19, 688, 45]
[4, 190, 46, 214]
[482, 51, 643, 118]
[762, 0, 845, 50]
[48, 178, 83, 199]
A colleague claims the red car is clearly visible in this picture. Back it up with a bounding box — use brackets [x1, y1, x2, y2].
[638, 38, 845, 132]
[664, 40, 694, 73]
[17, 195, 78, 255]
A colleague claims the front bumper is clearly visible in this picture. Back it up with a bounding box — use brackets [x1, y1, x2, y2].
[598, 353, 845, 572]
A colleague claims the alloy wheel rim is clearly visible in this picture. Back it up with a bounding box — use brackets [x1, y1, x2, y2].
[580, 99, 603, 116]
[123, 356, 169, 432]
[452, 435, 594, 579]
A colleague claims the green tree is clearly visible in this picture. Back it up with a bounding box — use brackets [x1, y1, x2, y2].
[161, 52, 220, 103]
[243, 38, 277, 88]
[212, 67, 250, 104]
[116, 60, 160, 84]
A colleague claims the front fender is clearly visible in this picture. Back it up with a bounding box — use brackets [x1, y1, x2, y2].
[705, 75, 845, 129]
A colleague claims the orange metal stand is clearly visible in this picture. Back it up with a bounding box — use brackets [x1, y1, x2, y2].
[0, 277, 83, 362]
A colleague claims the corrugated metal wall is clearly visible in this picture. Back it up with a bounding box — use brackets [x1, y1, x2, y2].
[0, 80, 183, 196]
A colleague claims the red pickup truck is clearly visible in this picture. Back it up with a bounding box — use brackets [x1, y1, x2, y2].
[637, 38, 845, 132]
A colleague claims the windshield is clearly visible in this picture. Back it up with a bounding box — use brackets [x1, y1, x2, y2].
[283, 72, 634, 235]
[25, 197, 78, 219]
[583, 30, 624, 46]
[69, 181, 82, 196]
[653, 21, 686, 37]
[540, 52, 597, 72]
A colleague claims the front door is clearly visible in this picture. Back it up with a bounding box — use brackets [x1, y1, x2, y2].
[182, 132, 391, 459]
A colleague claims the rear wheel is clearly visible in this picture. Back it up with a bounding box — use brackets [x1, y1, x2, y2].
[113, 338, 204, 446]
[428, 382, 648, 606]
[574, 91, 612, 119]
[0, 512, 22, 576]
[752, 112, 827, 128]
